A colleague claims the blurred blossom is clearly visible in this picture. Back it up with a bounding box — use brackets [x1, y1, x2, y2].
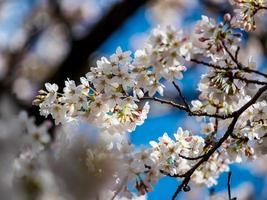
[20, 53, 51, 81]
[250, 138, 267, 175]
[0, 95, 144, 200]
[50, 133, 122, 200]
[239, 37, 264, 65]
[13, 77, 35, 101]
[146, 0, 197, 25]
[0, 0, 121, 103]
[61, 0, 101, 36]
[8, 29, 28, 52]
[0, 100, 51, 199]
[35, 24, 69, 66]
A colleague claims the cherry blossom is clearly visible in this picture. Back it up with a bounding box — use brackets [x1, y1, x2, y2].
[29, 5, 267, 200]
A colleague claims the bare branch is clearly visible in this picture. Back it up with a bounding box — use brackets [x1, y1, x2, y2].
[234, 46, 240, 61]
[172, 81, 191, 111]
[227, 171, 232, 200]
[222, 41, 267, 79]
[141, 96, 188, 111]
[221, 41, 242, 69]
[190, 58, 267, 79]
[234, 76, 267, 85]
[178, 153, 205, 161]
[141, 96, 234, 119]
[190, 58, 224, 70]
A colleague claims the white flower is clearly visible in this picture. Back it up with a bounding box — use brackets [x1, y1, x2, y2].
[191, 100, 203, 111]
[201, 123, 215, 134]
[50, 104, 68, 125]
[63, 79, 83, 102]
[110, 47, 132, 65]
[134, 49, 150, 67]
[147, 81, 164, 97]
[44, 83, 59, 104]
[45, 83, 58, 93]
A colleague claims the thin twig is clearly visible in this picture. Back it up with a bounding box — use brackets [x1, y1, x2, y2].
[190, 58, 223, 70]
[178, 153, 205, 160]
[172, 81, 191, 111]
[190, 58, 267, 79]
[227, 171, 232, 200]
[159, 169, 184, 178]
[234, 46, 240, 61]
[235, 76, 267, 85]
[141, 96, 187, 111]
[141, 96, 234, 119]
[222, 41, 267, 79]
[221, 41, 242, 69]
[141, 96, 238, 119]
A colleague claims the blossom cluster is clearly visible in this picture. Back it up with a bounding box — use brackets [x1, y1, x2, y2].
[194, 15, 241, 62]
[190, 15, 267, 164]
[147, 128, 230, 187]
[34, 25, 191, 135]
[230, 0, 267, 31]
[31, 5, 267, 200]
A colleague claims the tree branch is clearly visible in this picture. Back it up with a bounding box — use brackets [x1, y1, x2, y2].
[227, 171, 232, 200]
[141, 96, 234, 119]
[172, 81, 191, 111]
[171, 84, 267, 200]
[190, 58, 267, 79]
[221, 41, 267, 79]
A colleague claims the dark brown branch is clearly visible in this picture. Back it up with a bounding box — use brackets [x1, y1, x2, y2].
[141, 96, 188, 111]
[234, 46, 240, 61]
[235, 46, 240, 60]
[221, 41, 242, 69]
[230, 132, 248, 141]
[191, 57, 267, 79]
[178, 153, 205, 161]
[233, 76, 267, 85]
[190, 58, 267, 85]
[171, 116, 237, 200]
[141, 96, 233, 119]
[227, 171, 232, 200]
[190, 58, 223, 70]
[159, 170, 184, 178]
[172, 81, 191, 111]
[261, 133, 267, 139]
[221, 41, 267, 79]
[171, 84, 267, 200]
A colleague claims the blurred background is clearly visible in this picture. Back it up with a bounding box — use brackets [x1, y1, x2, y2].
[0, 0, 267, 199]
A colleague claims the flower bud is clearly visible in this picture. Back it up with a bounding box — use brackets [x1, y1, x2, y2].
[224, 13, 232, 22]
